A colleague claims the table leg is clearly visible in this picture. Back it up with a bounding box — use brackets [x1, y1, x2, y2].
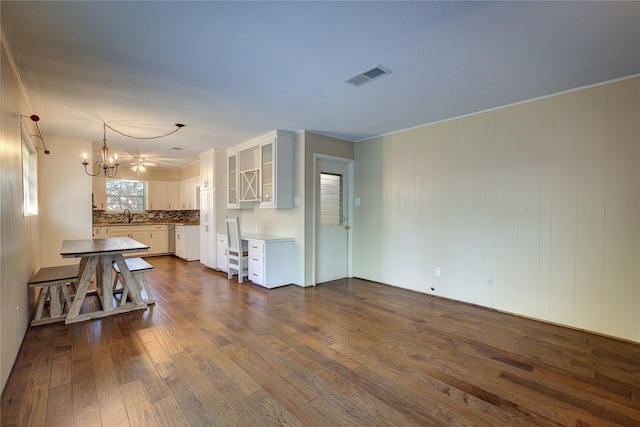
[66, 256, 98, 320]
[99, 255, 114, 310]
[113, 255, 144, 306]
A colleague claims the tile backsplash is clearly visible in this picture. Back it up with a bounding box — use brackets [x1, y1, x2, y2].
[93, 210, 200, 225]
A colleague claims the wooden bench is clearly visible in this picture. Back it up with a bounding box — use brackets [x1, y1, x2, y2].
[27, 264, 79, 326]
[112, 257, 155, 305]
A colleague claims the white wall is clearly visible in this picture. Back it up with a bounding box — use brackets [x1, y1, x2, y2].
[354, 77, 640, 343]
[39, 135, 93, 267]
[1, 36, 41, 391]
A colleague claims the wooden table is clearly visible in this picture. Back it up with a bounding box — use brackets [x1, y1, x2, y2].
[60, 237, 150, 324]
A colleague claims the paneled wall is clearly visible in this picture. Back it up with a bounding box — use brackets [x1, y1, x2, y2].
[1, 38, 41, 390]
[354, 77, 640, 342]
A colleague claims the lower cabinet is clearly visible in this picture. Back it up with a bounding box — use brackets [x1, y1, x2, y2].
[216, 233, 228, 272]
[199, 189, 216, 269]
[92, 226, 110, 238]
[246, 237, 294, 288]
[110, 225, 150, 257]
[149, 225, 168, 255]
[175, 225, 200, 261]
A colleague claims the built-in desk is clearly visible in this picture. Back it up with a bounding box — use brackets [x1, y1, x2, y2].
[242, 233, 295, 288]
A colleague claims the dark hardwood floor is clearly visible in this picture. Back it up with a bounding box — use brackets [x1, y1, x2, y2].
[2, 255, 639, 426]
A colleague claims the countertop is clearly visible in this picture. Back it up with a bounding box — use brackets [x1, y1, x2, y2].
[241, 232, 294, 242]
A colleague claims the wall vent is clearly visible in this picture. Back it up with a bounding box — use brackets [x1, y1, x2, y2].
[345, 65, 391, 87]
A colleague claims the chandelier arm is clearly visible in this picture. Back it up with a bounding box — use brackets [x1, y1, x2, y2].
[82, 160, 101, 177]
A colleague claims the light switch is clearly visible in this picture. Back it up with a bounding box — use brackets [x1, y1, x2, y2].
[294, 196, 300, 205]
[355, 197, 361, 206]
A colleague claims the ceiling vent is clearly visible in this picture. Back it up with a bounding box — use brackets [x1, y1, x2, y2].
[345, 65, 391, 87]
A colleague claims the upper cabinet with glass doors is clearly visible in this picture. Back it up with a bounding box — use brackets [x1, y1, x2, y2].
[227, 130, 294, 209]
[259, 131, 293, 208]
[227, 150, 239, 208]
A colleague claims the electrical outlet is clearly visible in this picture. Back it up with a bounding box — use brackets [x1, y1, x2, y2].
[435, 267, 441, 277]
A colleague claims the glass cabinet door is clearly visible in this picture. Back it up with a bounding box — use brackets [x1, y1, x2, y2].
[261, 142, 274, 205]
[227, 153, 238, 208]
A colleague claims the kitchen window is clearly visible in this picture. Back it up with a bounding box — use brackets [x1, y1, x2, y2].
[106, 179, 146, 212]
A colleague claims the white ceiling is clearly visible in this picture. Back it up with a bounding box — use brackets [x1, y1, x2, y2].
[2, 1, 639, 169]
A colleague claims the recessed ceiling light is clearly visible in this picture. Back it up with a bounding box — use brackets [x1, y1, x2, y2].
[170, 147, 183, 151]
[345, 65, 392, 87]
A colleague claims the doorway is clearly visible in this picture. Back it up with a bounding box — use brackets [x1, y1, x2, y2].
[315, 156, 353, 284]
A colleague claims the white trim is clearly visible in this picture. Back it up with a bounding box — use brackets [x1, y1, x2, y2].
[355, 73, 640, 143]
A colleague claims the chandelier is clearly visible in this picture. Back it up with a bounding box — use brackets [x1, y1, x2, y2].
[82, 123, 119, 177]
[82, 122, 185, 177]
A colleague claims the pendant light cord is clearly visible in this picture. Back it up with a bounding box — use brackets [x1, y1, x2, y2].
[104, 123, 185, 140]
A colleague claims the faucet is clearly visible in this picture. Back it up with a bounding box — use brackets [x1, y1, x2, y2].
[123, 208, 132, 223]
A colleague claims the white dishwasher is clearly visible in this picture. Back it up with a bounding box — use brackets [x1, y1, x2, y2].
[175, 224, 200, 261]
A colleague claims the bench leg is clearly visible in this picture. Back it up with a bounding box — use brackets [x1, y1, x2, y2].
[61, 282, 73, 310]
[138, 274, 155, 304]
[31, 283, 74, 326]
[34, 287, 49, 322]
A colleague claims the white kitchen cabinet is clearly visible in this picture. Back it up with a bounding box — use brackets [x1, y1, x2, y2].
[109, 225, 151, 257]
[245, 234, 295, 288]
[92, 226, 110, 238]
[179, 176, 199, 210]
[167, 181, 179, 210]
[259, 130, 294, 208]
[92, 176, 107, 210]
[190, 176, 199, 208]
[199, 149, 215, 190]
[175, 224, 200, 261]
[227, 150, 239, 209]
[108, 225, 131, 238]
[239, 145, 260, 202]
[130, 226, 151, 252]
[147, 181, 168, 210]
[149, 225, 168, 255]
[199, 189, 216, 269]
[226, 130, 294, 209]
[216, 233, 228, 273]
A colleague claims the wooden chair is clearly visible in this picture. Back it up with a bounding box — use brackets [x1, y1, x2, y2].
[112, 257, 155, 305]
[225, 216, 248, 283]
